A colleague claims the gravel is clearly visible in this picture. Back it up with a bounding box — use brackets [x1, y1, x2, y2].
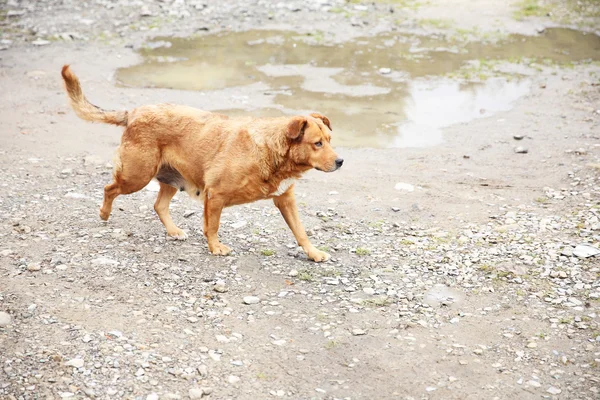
[0, 0, 599, 399]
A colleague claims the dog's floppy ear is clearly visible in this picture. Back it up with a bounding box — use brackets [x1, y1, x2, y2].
[310, 113, 332, 130]
[287, 116, 308, 140]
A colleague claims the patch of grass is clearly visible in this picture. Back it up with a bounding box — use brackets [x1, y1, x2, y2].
[320, 268, 340, 277]
[513, 0, 549, 20]
[256, 372, 270, 380]
[324, 340, 339, 350]
[479, 264, 495, 273]
[419, 18, 453, 29]
[559, 316, 573, 324]
[355, 247, 371, 256]
[260, 249, 275, 256]
[318, 246, 330, 253]
[362, 297, 392, 307]
[298, 270, 314, 282]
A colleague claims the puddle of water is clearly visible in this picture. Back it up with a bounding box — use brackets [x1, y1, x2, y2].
[116, 29, 600, 148]
[423, 284, 465, 308]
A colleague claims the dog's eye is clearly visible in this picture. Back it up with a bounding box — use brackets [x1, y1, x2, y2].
[315, 141, 323, 148]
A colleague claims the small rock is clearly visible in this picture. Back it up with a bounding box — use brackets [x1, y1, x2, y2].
[146, 393, 159, 400]
[527, 342, 537, 348]
[188, 388, 204, 399]
[394, 182, 414, 192]
[183, 210, 196, 218]
[7, 10, 27, 17]
[228, 375, 240, 384]
[547, 386, 561, 395]
[379, 67, 392, 74]
[514, 147, 528, 154]
[0, 312, 12, 326]
[352, 329, 366, 336]
[197, 364, 208, 377]
[65, 358, 84, 368]
[27, 263, 41, 272]
[288, 269, 298, 277]
[573, 244, 600, 258]
[243, 296, 260, 305]
[32, 39, 51, 46]
[513, 134, 524, 140]
[213, 285, 228, 293]
[527, 380, 541, 388]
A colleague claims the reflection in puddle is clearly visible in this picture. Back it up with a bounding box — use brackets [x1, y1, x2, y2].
[393, 79, 531, 147]
[116, 29, 600, 148]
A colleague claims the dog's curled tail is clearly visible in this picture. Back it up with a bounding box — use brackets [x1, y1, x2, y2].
[61, 65, 128, 127]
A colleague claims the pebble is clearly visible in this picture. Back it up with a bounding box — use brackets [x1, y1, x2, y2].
[513, 134, 524, 140]
[352, 329, 366, 336]
[527, 380, 542, 388]
[188, 388, 205, 399]
[547, 386, 561, 395]
[27, 263, 41, 271]
[379, 67, 392, 74]
[363, 288, 375, 295]
[146, 393, 159, 400]
[243, 296, 260, 305]
[394, 182, 415, 192]
[514, 147, 528, 154]
[197, 364, 208, 377]
[0, 312, 12, 326]
[213, 284, 228, 293]
[228, 375, 240, 384]
[65, 358, 84, 368]
[289, 269, 299, 277]
[32, 39, 51, 46]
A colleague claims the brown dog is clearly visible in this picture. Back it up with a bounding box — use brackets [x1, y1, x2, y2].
[61, 65, 343, 262]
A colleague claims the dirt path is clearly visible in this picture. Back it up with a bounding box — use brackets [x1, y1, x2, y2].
[1, 1, 599, 400]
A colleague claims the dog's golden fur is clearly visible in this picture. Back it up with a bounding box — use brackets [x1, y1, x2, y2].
[61, 65, 342, 261]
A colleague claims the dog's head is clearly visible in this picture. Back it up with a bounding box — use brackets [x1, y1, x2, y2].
[286, 113, 343, 172]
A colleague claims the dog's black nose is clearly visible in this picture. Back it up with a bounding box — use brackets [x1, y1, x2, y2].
[335, 158, 344, 168]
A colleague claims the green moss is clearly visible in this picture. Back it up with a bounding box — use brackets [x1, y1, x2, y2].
[356, 247, 371, 256]
[513, 0, 549, 20]
[298, 270, 314, 282]
[419, 18, 453, 29]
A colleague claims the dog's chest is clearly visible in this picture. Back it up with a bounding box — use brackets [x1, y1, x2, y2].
[270, 178, 297, 196]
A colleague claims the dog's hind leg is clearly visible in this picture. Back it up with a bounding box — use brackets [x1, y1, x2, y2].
[99, 144, 159, 221]
[154, 182, 187, 240]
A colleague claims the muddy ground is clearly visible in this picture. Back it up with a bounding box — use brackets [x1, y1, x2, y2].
[1, 1, 599, 400]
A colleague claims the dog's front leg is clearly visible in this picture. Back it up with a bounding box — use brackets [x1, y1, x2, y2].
[273, 188, 330, 262]
[203, 190, 231, 256]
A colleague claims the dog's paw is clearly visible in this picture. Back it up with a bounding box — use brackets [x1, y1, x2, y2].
[167, 229, 188, 241]
[307, 247, 330, 263]
[209, 242, 232, 256]
[99, 209, 110, 221]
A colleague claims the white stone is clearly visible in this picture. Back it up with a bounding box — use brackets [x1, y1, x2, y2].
[243, 296, 260, 305]
[65, 358, 84, 368]
[394, 182, 415, 192]
[0, 312, 12, 326]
